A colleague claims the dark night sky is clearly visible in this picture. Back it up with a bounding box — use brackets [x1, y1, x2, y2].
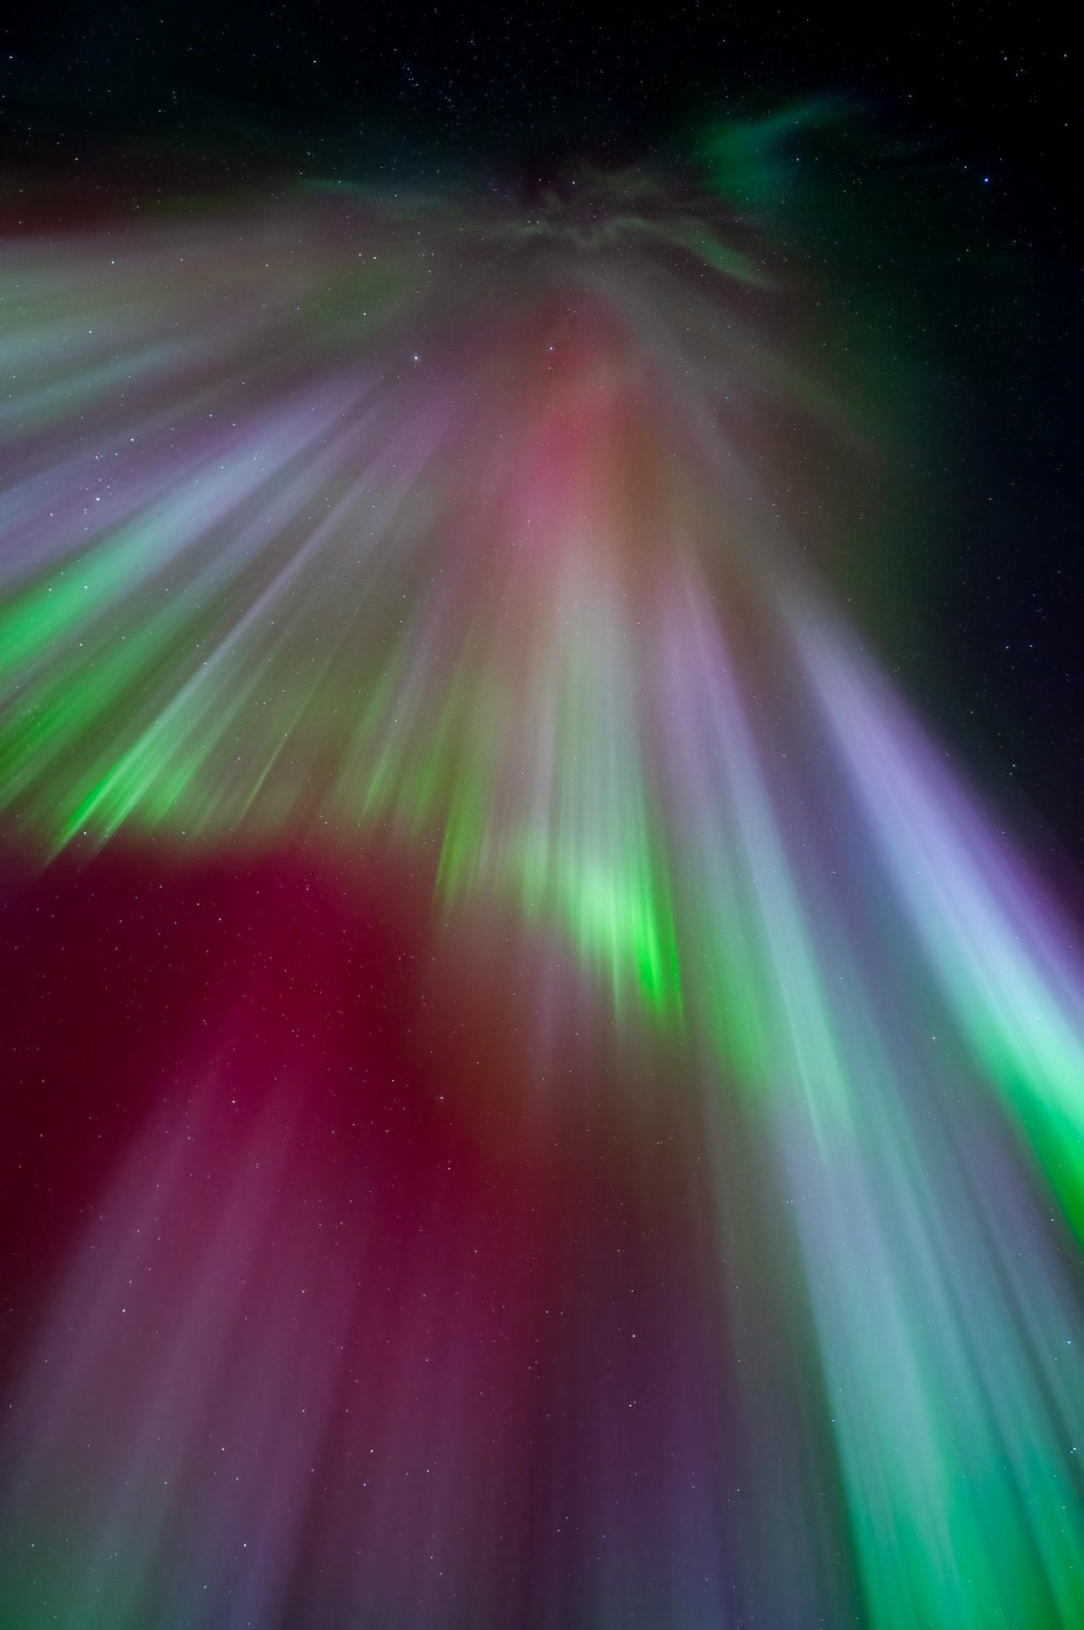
[0, 2, 1077, 163]
[1, 0, 1080, 861]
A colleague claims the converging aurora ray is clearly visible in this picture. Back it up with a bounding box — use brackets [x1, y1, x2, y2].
[2, 148, 1084, 1629]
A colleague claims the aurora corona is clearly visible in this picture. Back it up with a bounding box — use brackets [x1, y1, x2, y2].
[1, 147, 1083, 1630]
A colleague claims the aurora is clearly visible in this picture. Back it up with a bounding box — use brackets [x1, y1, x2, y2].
[1, 141, 1083, 1630]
